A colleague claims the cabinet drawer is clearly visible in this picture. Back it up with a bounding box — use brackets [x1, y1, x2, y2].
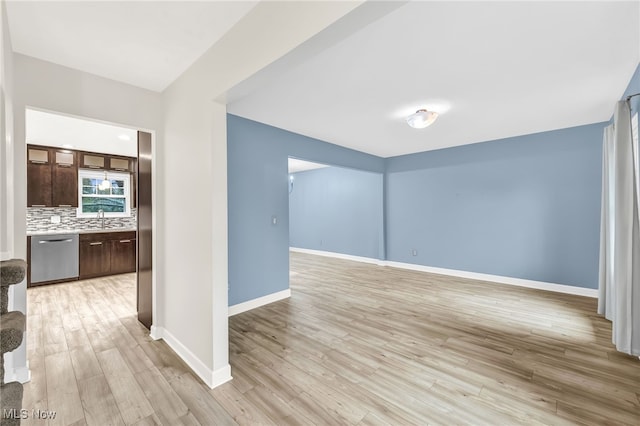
[80, 231, 136, 243]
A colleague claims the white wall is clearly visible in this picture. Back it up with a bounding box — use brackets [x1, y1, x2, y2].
[1, 0, 14, 260]
[10, 54, 162, 380]
[160, 0, 365, 387]
[1, 0, 26, 383]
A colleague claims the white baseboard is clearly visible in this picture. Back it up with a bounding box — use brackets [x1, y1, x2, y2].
[290, 247, 385, 266]
[149, 325, 161, 340]
[228, 289, 291, 316]
[2, 354, 30, 384]
[212, 364, 233, 387]
[385, 261, 598, 298]
[13, 365, 31, 384]
[290, 248, 598, 298]
[150, 326, 231, 388]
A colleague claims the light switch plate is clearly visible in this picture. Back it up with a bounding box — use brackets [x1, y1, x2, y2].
[50, 215, 61, 224]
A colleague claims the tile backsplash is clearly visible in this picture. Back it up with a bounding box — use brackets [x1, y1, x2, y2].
[27, 207, 137, 233]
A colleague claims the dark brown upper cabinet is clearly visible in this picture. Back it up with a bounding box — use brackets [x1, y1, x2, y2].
[27, 146, 52, 207]
[108, 156, 132, 172]
[52, 149, 78, 207]
[27, 145, 79, 207]
[79, 152, 107, 169]
[80, 152, 133, 172]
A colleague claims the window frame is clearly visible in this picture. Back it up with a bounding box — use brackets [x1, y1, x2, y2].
[77, 169, 131, 218]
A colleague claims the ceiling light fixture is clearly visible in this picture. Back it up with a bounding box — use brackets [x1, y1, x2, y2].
[98, 171, 111, 191]
[118, 134, 131, 141]
[406, 109, 439, 129]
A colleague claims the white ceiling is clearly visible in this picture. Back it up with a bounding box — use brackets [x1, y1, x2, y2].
[228, 1, 640, 157]
[6, 2, 640, 158]
[6, 1, 258, 92]
[288, 158, 330, 174]
[26, 109, 138, 157]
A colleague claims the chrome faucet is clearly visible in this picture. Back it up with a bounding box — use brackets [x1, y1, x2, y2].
[97, 209, 105, 229]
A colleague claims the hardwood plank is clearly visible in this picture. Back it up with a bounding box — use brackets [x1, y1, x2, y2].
[45, 352, 84, 426]
[77, 375, 125, 426]
[21, 354, 48, 426]
[169, 372, 236, 426]
[96, 348, 154, 425]
[210, 383, 277, 426]
[69, 346, 102, 381]
[134, 367, 189, 423]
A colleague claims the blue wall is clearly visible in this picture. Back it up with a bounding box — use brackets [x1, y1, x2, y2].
[289, 166, 384, 259]
[227, 114, 384, 306]
[386, 123, 605, 288]
[227, 62, 639, 302]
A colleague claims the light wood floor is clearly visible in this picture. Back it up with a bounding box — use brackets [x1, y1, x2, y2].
[23, 253, 640, 425]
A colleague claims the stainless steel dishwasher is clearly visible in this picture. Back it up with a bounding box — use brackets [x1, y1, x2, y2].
[30, 234, 79, 283]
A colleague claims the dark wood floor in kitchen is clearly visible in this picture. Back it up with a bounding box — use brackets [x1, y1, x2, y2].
[23, 252, 640, 425]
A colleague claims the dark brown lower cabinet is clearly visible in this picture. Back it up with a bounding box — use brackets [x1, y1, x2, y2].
[110, 238, 136, 274]
[79, 231, 136, 279]
[79, 240, 111, 279]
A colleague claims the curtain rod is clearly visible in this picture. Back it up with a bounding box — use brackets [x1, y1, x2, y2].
[626, 93, 640, 101]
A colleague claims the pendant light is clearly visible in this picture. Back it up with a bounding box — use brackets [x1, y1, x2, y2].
[406, 109, 439, 129]
[98, 171, 111, 191]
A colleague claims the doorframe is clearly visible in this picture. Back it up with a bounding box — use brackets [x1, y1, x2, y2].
[22, 106, 158, 331]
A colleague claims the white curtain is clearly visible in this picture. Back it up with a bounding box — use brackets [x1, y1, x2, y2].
[598, 100, 640, 356]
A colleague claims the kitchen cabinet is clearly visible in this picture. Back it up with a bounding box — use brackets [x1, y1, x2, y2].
[27, 145, 79, 207]
[27, 146, 53, 207]
[79, 239, 111, 279]
[79, 152, 133, 172]
[110, 237, 136, 274]
[109, 156, 132, 172]
[52, 149, 78, 207]
[79, 152, 107, 169]
[79, 231, 136, 279]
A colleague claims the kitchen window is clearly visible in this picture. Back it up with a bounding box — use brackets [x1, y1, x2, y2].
[77, 169, 131, 217]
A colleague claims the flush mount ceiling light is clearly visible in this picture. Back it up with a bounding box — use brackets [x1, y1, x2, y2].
[118, 134, 131, 141]
[406, 109, 439, 129]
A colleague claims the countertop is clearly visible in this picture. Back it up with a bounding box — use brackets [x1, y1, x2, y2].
[27, 228, 137, 236]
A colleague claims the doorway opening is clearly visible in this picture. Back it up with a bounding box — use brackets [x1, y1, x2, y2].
[24, 108, 154, 328]
[287, 156, 385, 289]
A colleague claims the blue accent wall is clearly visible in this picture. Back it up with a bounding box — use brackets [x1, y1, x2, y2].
[386, 123, 606, 288]
[227, 114, 384, 305]
[228, 62, 639, 302]
[289, 166, 384, 259]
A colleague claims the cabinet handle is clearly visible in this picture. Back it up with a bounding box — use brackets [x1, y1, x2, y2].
[29, 160, 47, 164]
[31, 205, 46, 207]
[89, 242, 103, 246]
[113, 168, 127, 171]
[39, 239, 73, 244]
[86, 165, 101, 169]
[119, 240, 131, 243]
[57, 164, 72, 168]
[58, 204, 72, 207]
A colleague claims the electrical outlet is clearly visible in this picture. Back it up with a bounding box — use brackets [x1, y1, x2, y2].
[271, 215, 278, 225]
[411, 249, 417, 256]
[50, 215, 61, 224]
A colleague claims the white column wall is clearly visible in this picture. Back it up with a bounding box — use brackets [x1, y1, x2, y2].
[160, 0, 364, 386]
